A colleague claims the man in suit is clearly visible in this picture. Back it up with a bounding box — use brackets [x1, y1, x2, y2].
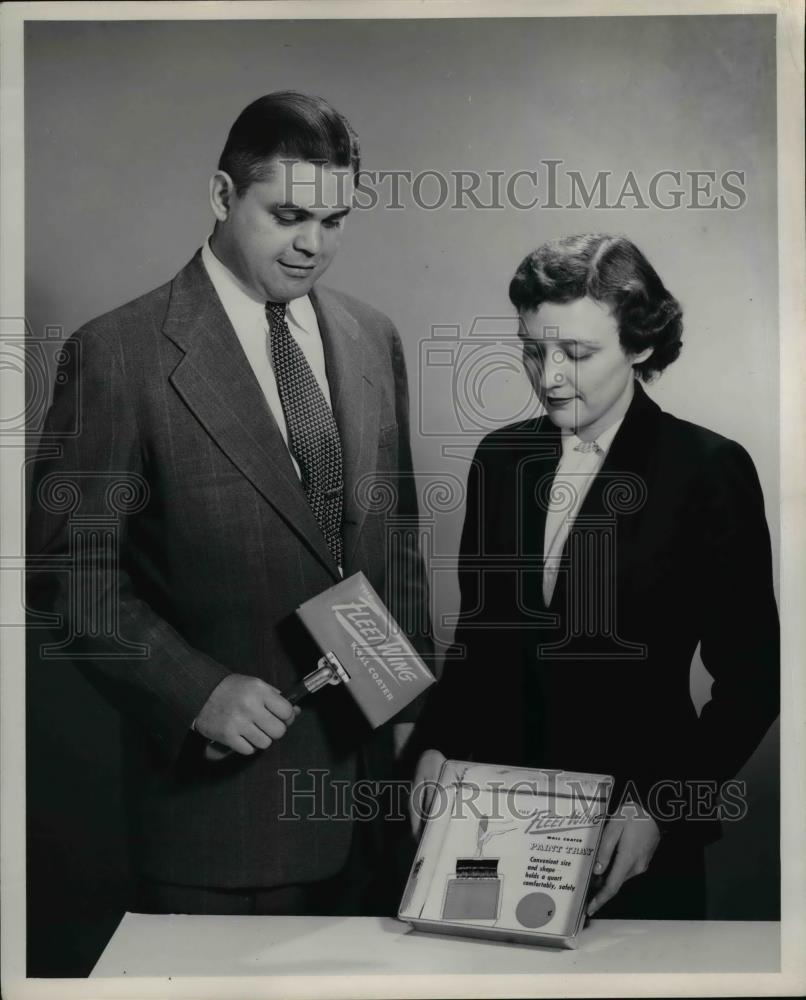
[411, 234, 778, 919]
[27, 92, 429, 916]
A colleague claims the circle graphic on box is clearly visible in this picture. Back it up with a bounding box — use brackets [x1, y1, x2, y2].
[515, 892, 555, 928]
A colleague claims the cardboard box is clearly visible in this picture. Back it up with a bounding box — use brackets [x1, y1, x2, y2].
[296, 571, 435, 728]
[399, 761, 613, 949]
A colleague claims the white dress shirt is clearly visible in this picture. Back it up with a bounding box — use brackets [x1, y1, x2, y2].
[201, 238, 334, 481]
[542, 417, 624, 605]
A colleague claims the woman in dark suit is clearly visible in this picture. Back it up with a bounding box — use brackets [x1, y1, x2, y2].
[411, 234, 779, 919]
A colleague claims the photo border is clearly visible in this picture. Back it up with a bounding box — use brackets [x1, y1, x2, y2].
[1, 1, 803, 997]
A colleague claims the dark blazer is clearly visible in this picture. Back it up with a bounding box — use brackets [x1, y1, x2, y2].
[416, 381, 778, 840]
[26, 251, 430, 889]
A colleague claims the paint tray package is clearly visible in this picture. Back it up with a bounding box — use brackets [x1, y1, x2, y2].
[399, 761, 613, 949]
[296, 571, 435, 728]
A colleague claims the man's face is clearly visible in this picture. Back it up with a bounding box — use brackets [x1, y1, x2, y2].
[520, 296, 645, 440]
[212, 158, 354, 302]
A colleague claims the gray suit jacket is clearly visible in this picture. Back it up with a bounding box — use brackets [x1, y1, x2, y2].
[27, 251, 429, 888]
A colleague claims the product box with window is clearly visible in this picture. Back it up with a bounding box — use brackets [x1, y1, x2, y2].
[399, 761, 613, 949]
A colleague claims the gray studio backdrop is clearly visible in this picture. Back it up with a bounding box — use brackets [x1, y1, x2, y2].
[25, 13, 778, 941]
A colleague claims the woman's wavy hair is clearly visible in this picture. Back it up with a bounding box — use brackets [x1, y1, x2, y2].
[508, 234, 683, 381]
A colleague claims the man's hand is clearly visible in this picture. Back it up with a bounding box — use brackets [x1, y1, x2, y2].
[587, 802, 661, 917]
[194, 674, 300, 756]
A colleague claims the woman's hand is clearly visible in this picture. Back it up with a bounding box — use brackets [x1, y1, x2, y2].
[587, 801, 661, 917]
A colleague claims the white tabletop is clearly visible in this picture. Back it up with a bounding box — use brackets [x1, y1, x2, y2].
[91, 914, 779, 978]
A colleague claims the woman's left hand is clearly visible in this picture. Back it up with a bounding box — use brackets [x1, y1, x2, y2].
[587, 802, 661, 917]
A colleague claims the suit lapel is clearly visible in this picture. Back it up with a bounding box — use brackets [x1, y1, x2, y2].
[513, 418, 563, 615]
[572, 380, 660, 526]
[162, 252, 340, 579]
[311, 285, 380, 569]
[550, 381, 662, 608]
[520, 419, 563, 556]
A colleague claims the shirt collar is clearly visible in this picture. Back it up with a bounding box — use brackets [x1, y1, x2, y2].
[560, 414, 625, 459]
[201, 237, 315, 333]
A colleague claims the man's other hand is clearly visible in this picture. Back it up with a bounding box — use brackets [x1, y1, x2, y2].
[194, 674, 300, 756]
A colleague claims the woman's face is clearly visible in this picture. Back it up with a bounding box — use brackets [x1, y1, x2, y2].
[519, 296, 651, 441]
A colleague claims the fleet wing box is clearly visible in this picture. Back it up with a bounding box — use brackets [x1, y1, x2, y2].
[399, 761, 613, 949]
[296, 571, 434, 728]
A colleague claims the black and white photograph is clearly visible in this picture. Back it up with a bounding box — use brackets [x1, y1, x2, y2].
[1, 1, 804, 997]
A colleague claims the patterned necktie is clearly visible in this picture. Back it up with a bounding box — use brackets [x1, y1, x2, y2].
[265, 302, 343, 567]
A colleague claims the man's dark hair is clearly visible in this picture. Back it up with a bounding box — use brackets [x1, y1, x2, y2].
[218, 91, 360, 195]
[509, 234, 683, 381]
